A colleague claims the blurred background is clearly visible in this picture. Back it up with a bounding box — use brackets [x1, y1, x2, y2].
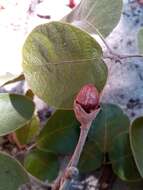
[0, 0, 80, 76]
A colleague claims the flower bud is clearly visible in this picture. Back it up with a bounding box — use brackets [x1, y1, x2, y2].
[75, 84, 100, 113]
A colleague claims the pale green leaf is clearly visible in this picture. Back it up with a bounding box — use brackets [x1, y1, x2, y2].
[0, 93, 35, 136]
[62, 0, 122, 37]
[23, 21, 107, 109]
[138, 29, 143, 54]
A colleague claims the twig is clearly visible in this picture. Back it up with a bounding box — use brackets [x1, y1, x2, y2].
[59, 167, 79, 190]
[103, 53, 143, 62]
[84, 20, 143, 62]
[58, 102, 100, 190]
[69, 125, 91, 167]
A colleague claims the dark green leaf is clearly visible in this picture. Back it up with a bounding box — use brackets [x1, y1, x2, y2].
[130, 117, 143, 178]
[0, 152, 29, 190]
[0, 93, 35, 136]
[37, 110, 80, 155]
[23, 21, 107, 109]
[16, 116, 40, 145]
[24, 149, 59, 182]
[62, 0, 122, 37]
[78, 103, 129, 173]
[109, 132, 141, 182]
[89, 104, 130, 153]
[78, 140, 103, 173]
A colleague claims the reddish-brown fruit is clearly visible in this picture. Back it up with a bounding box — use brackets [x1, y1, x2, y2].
[75, 84, 100, 113]
[67, 0, 76, 9]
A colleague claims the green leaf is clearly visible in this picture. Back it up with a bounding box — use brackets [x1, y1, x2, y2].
[109, 132, 141, 182]
[78, 103, 129, 173]
[16, 116, 40, 145]
[37, 109, 103, 173]
[78, 140, 103, 173]
[0, 152, 29, 190]
[130, 117, 143, 178]
[89, 104, 130, 153]
[24, 149, 59, 182]
[37, 110, 80, 155]
[0, 93, 35, 136]
[0, 73, 25, 88]
[23, 21, 107, 109]
[138, 29, 143, 54]
[62, 0, 122, 37]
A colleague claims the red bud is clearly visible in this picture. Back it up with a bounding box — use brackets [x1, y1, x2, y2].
[67, 0, 76, 9]
[75, 84, 100, 113]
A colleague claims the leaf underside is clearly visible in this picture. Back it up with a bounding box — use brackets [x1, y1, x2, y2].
[62, 0, 122, 37]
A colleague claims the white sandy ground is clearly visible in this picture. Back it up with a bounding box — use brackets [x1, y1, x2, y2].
[0, 0, 80, 75]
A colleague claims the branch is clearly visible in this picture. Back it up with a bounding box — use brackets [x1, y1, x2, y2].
[84, 21, 143, 62]
[58, 102, 100, 190]
[103, 53, 143, 62]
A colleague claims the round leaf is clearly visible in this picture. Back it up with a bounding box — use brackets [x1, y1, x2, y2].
[130, 117, 143, 178]
[109, 132, 141, 182]
[0, 93, 35, 136]
[24, 149, 59, 182]
[37, 110, 80, 155]
[89, 104, 130, 153]
[63, 0, 122, 37]
[23, 21, 107, 109]
[0, 152, 29, 190]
